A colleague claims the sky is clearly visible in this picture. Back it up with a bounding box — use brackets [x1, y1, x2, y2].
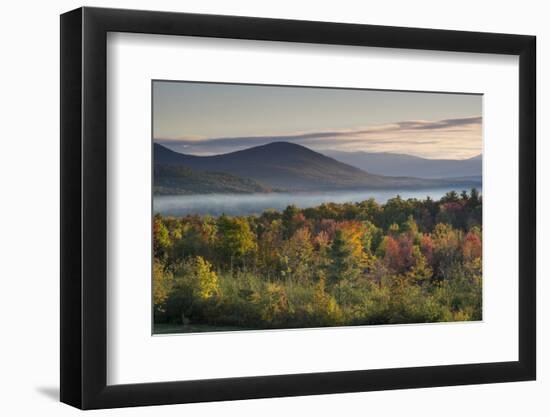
[153, 81, 482, 160]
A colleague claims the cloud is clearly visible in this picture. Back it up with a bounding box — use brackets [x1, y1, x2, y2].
[395, 116, 482, 131]
[156, 115, 482, 159]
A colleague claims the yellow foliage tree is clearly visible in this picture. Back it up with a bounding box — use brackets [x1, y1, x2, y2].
[190, 256, 220, 300]
[153, 258, 172, 310]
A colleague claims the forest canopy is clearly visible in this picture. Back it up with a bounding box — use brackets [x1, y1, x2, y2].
[153, 189, 482, 332]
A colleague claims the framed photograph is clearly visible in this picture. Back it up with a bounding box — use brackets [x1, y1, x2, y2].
[60, 7, 536, 409]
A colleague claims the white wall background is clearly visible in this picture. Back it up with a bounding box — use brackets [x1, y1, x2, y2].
[0, 0, 546, 415]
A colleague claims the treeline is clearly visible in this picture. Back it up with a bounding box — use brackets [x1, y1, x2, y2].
[153, 189, 482, 330]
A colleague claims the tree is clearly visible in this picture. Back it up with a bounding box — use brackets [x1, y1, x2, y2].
[189, 256, 220, 300]
[463, 227, 482, 261]
[441, 190, 459, 204]
[466, 188, 482, 227]
[469, 188, 481, 206]
[383, 235, 401, 271]
[259, 283, 289, 325]
[278, 227, 314, 283]
[216, 215, 257, 269]
[437, 202, 465, 229]
[338, 222, 367, 258]
[153, 258, 172, 310]
[282, 205, 300, 239]
[173, 216, 217, 261]
[362, 220, 383, 255]
[153, 215, 171, 259]
[388, 223, 400, 235]
[257, 220, 283, 278]
[405, 246, 433, 284]
[432, 223, 463, 280]
[402, 215, 419, 237]
[163, 255, 220, 324]
[357, 198, 381, 223]
[311, 275, 342, 325]
[420, 234, 434, 265]
[383, 234, 414, 273]
[327, 229, 361, 287]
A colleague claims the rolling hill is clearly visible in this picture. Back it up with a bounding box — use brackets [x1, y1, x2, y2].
[325, 150, 482, 179]
[154, 164, 272, 195]
[154, 142, 481, 193]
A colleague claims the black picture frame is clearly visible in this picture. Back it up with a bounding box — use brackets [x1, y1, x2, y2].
[60, 6, 536, 410]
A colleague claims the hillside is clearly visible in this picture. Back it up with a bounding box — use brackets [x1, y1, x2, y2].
[154, 142, 481, 192]
[326, 150, 482, 179]
[154, 164, 272, 195]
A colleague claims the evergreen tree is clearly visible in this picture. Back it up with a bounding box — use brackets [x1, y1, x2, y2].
[282, 204, 300, 239]
[327, 229, 360, 287]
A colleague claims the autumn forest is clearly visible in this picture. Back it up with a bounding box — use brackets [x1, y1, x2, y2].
[153, 189, 482, 332]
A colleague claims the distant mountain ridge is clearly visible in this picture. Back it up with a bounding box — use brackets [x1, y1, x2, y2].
[325, 150, 482, 179]
[154, 142, 481, 194]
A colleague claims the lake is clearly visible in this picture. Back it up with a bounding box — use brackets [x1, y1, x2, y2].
[154, 187, 480, 217]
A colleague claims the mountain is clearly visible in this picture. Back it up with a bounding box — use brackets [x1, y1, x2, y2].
[154, 164, 272, 195]
[154, 142, 481, 193]
[325, 150, 482, 179]
[156, 141, 386, 191]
